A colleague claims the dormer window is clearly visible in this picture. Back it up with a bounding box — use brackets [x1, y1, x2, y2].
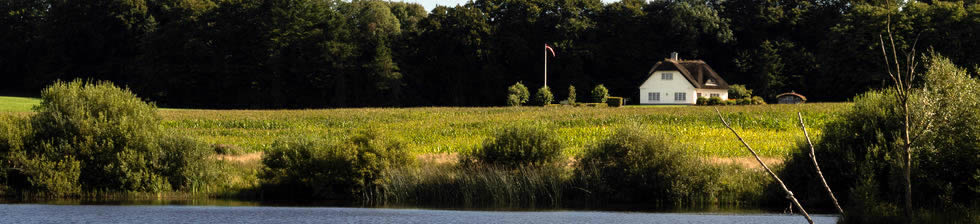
[705, 79, 718, 86]
[662, 73, 673, 80]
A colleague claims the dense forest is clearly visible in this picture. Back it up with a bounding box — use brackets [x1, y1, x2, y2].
[1, 0, 977, 108]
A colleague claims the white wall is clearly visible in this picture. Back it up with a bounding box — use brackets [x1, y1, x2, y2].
[638, 70, 697, 104]
[695, 88, 729, 101]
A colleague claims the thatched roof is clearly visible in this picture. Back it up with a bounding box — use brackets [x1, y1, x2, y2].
[776, 91, 807, 101]
[646, 59, 729, 89]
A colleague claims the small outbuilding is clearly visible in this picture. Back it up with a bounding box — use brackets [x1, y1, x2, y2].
[776, 91, 807, 104]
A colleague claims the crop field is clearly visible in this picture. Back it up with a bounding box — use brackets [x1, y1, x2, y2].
[0, 96, 850, 158]
[157, 103, 850, 158]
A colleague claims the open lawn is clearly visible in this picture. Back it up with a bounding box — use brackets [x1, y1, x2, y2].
[0, 96, 40, 112]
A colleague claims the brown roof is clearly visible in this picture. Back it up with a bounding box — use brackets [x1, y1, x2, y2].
[646, 59, 729, 89]
[776, 92, 807, 101]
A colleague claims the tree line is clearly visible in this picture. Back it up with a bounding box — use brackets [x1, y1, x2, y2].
[1, 0, 977, 108]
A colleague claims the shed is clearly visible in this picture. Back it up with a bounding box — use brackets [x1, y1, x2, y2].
[776, 91, 807, 104]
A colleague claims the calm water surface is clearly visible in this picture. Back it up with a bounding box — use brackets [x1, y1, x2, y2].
[0, 203, 839, 224]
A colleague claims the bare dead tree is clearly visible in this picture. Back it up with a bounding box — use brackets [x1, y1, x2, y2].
[878, 1, 923, 220]
[715, 108, 813, 224]
[798, 112, 844, 216]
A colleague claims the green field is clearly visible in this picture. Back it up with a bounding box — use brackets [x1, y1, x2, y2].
[0, 96, 40, 112]
[0, 96, 849, 158]
[157, 103, 848, 158]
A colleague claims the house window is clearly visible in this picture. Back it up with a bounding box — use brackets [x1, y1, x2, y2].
[706, 79, 718, 86]
[674, 92, 686, 101]
[649, 92, 660, 101]
[697, 93, 702, 98]
[661, 73, 673, 80]
[710, 93, 720, 98]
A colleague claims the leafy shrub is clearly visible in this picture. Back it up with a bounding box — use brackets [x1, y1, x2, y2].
[261, 130, 412, 200]
[707, 96, 722, 105]
[736, 97, 752, 105]
[506, 94, 521, 106]
[567, 85, 576, 104]
[1, 80, 215, 195]
[591, 84, 609, 103]
[533, 86, 553, 106]
[724, 99, 736, 105]
[507, 82, 530, 106]
[777, 53, 979, 221]
[728, 84, 753, 99]
[471, 125, 562, 168]
[696, 97, 708, 105]
[750, 96, 766, 105]
[576, 126, 719, 205]
[606, 97, 623, 107]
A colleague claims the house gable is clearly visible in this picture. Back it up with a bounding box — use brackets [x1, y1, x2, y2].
[639, 69, 695, 89]
[644, 59, 729, 90]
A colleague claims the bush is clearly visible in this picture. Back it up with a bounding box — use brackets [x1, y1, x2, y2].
[506, 94, 521, 106]
[591, 84, 609, 103]
[777, 53, 979, 221]
[728, 84, 753, 99]
[576, 126, 719, 205]
[533, 86, 554, 106]
[507, 82, 530, 106]
[606, 97, 623, 107]
[707, 96, 722, 105]
[750, 96, 766, 105]
[736, 97, 752, 105]
[696, 97, 708, 105]
[1, 80, 215, 195]
[567, 85, 576, 104]
[261, 129, 412, 201]
[724, 99, 736, 105]
[471, 125, 562, 168]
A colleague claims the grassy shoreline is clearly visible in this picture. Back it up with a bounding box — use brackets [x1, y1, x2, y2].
[2, 96, 851, 209]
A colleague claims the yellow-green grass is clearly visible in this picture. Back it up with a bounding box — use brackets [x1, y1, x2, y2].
[156, 103, 850, 158]
[0, 96, 40, 112]
[0, 94, 849, 157]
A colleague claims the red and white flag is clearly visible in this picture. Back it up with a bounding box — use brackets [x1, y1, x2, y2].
[545, 44, 556, 57]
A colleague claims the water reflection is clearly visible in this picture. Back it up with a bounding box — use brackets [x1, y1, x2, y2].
[0, 202, 839, 224]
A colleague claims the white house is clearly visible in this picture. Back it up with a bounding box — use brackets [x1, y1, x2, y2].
[638, 53, 730, 105]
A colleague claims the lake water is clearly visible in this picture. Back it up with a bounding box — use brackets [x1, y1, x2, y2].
[0, 203, 838, 224]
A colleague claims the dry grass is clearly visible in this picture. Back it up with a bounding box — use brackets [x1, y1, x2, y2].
[707, 156, 784, 169]
[215, 152, 263, 163]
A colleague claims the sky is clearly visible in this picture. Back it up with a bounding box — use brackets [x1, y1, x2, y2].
[404, 0, 622, 11]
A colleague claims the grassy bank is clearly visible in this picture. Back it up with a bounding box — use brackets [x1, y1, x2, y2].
[2, 94, 850, 208]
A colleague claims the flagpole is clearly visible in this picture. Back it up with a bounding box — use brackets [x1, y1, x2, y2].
[544, 44, 548, 87]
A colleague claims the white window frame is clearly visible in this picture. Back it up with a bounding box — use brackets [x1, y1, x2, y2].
[649, 92, 660, 101]
[661, 73, 673, 80]
[674, 92, 686, 101]
[710, 93, 720, 98]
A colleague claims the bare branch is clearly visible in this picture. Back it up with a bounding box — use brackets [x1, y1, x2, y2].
[799, 112, 845, 216]
[880, 34, 900, 87]
[716, 108, 813, 224]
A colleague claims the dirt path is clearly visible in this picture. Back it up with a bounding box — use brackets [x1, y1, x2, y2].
[707, 156, 784, 169]
[215, 152, 263, 163]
